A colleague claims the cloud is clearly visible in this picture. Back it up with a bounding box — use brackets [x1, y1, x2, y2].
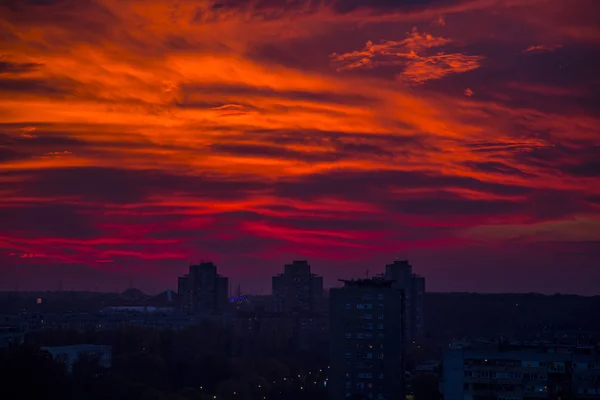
[0, 59, 44, 74]
[523, 44, 563, 53]
[330, 28, 483, 83]
[463, 161, 532, 177]
[0, 0, 599, 293]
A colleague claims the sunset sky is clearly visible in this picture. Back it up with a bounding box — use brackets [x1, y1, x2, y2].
[1, 0, 599, 294]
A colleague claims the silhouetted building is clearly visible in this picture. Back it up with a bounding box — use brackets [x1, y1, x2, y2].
[442, 340, 600, 400]
[329, 278, 405, 400]
[272, 260, 323, 313]
[178, 262, 229, 314]
[385, 260, 425, 342]
[0, 326, 24, 348]
[42, 344, 112, 373]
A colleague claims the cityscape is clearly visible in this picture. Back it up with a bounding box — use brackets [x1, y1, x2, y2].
[1, 259, 600, 399]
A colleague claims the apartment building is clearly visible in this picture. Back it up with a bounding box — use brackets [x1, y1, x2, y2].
[330, 278, 405, 400]
[442, 340, 600, 400]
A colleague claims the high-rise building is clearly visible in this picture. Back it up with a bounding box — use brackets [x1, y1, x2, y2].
[272, 260, 323, 314]
[385, 260, 425, 342]
[177, 261, 229, 314]
[329, 278, 405, 400]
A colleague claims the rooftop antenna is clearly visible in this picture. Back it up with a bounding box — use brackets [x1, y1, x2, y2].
[365, 269, 370, 278]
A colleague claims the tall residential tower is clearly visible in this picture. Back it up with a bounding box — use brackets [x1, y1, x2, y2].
[177, 261, 229, 314]
[329, 278, 405, 400]
[272, 260, 323, 314]
[385, 260, 425, 342]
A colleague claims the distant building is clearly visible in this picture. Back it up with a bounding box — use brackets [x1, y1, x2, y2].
[329, 278, 405, 400]
[177, 262, 229, 314]
[441, 340, 600, 400]
[272, 260, 323, 314]
[0, 326, 25, 348]
[42, 344, 112, 373]
[385, 260, 425, 342]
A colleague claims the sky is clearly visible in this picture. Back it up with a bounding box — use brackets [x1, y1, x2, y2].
[1, 0, 599, 295]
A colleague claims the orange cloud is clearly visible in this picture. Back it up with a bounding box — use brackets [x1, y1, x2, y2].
[523, 44, 563, 53]
[0, 0, 598, 293]
[330, 28, 483, 83]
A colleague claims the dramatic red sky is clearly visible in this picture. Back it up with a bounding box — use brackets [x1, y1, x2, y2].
[1, 0, 599, 294]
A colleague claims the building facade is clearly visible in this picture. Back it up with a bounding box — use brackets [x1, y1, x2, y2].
[272, 260, 323, 314]
[385, 260, 425, 342]
[442, 341, 600, 400]
[177, 261, 229, 314]
[0, 326, 25, 348]
[42, 344, 112, 373]
[330, 278, 405, 400]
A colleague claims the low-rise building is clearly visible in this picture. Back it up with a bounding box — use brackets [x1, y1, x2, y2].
[441, 340, 600, 400]
[0, 326, 25, 348]
[41, 344, 112, 373]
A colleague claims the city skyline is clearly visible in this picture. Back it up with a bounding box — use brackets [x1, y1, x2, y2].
[1, 0, 599, 296]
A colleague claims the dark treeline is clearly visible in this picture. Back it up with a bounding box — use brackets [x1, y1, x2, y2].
[1, 322, 329, 400]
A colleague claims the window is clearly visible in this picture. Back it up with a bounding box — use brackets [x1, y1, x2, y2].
[346, 333, 352, 339]
[377, 324, 384, 329]
[378, 313, 384, 319]
[377, 353, 384, 359]
[363, 295, 373, 300]
[378, 304, 384, 310]
[364, 314, 373, 320]
[377, 294, 384, 300]
[362, 323, 373, 329]
[550, 362, 565, 373]
[366, 353, 373, 359]
[345, 352, 352, 359]
[345, 304, 352, 310]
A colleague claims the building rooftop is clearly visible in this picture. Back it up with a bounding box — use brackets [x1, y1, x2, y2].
[338, 278, 395, 288]
[42, 344, 111, 352]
